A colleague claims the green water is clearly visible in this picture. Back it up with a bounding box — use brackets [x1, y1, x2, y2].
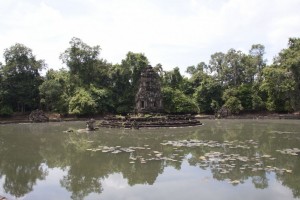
[0, 119, 300, 200]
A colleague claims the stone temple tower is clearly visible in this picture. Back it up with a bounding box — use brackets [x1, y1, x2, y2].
[135, 65, 163, 113]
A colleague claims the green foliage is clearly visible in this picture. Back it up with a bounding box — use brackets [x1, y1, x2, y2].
[0, 43, 44, 112]
[180, 78, 195, 96]
[193, 76, 222, 114]
[274, 38, 300, 110]
[109, 64, 134, 114]
[89, 85, 113, 113]
[248, 44, 266, 83]
[222, 88, 244, 114]
[60, 37, 101, 86]
[162, 67, 183, 89]
[251, 92, 265, 110]
[236, 84, 253, 110]
[1, 37, 299, 116]
[39, 69, 70, 114]
[186, 62, 206, 76]
[224, 96, 243, 114]
[221, 84, 265, 112]
[69, 88, 96, 115]
[260, 66, 295, 112]
[210, 100, 220, 114]
[162, 87, 199, 114]
[223, 49, 246, 86]
[121, 51, 149, 88]
[0, 105, 13, 117]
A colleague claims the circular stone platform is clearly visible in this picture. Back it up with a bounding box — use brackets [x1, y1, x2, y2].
[99, 114, 202, 129]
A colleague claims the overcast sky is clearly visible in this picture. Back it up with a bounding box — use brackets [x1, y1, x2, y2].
[0, 0, 300, 73]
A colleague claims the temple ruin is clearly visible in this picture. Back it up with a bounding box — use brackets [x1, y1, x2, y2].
[135, 65, 163, 113]
[99, 65, 202, 128]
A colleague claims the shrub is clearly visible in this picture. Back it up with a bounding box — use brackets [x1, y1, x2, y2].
[224, 96, 243, 114]
[0, 105, 13, 117]
[68, 88, 96, 115]
[162, 87, 199, 114]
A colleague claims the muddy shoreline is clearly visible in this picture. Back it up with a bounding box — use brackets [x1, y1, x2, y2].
[1, 112, 300, 125]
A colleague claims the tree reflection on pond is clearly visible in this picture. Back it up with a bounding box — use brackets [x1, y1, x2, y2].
[0, 120, 299, 199]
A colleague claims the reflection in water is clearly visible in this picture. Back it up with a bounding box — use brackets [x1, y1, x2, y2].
[0, 125, 48, 198]
[0, 120, 300, 199]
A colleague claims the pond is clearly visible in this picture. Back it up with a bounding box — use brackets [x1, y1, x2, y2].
[0, 119, 300, 200]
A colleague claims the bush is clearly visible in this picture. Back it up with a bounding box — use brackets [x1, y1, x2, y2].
[224, 96, 243, 114]
[68, 88, 96, 115]
[0, 105, 13, 117]
[162, 87, 199, 114]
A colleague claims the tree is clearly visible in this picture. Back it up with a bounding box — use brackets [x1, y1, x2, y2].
[222, 87, 244, 114]
[274, 38, 300, 111]
[249, 44, 266, 83]
[236, 84, 253, 111]
[89, 85, 113, 114]
[162, 67, 183, 89]
[121, 51, 149, 88]
[186, 65, 197, 75]
[193, 76, 222, 114]
[260, 66, 295, 112]
[223, 49, 246, 86]
[180, 77, 195, 96]
[186, 62, 208, 87]
[60, 37, 102, 86]
[1, 43, 45, 112]
[108, 64, 134, 114]
[68, 88, 96, 115]
[153, 63, 164, 78]
[39, 69, 70, 113]
[186, 62, 206, 76]
[162, 87, 199, 114]
[209, 52, 226, 85]
[108, 52, 149, 114]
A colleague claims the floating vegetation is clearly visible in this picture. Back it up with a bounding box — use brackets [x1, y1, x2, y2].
[85, 137, 297, 186]
[63, 128, 76, 133]
[270, 131, 298, 134]
[162, 139, 296, 185]
[86, 145, 181, 165]
[276, 148, 300, 156]
[229, 180, 241, 185]
[87, 146, 138, 154]
[161, 139, 259, 150]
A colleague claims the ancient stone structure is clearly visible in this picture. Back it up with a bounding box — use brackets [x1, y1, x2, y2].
[86, 118, 96, 131]
[135, 65, 163, 113]
[99, 65, 202, 129]
[100, 115, 202, 129]
[29, 109, 49, 122]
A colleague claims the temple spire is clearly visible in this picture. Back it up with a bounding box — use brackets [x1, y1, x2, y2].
[135, 65, 163, 113]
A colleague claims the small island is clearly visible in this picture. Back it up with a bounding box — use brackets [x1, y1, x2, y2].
[100, 65, 202, 128]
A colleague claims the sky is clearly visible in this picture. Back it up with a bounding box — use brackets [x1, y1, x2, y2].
[0, 0, 300, 73]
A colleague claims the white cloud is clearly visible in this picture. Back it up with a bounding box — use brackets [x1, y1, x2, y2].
[0, 0, 299, 72]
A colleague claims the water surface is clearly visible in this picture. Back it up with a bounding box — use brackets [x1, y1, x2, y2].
[0, 119, 299, 200]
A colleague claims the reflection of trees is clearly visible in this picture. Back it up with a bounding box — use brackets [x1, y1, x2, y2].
[58, 131, 166, 199]
[57, 133, 104, 200]
[0, 120, 300, 199]
[186, 120, 300, 196]
[2, 162, 47, 198]
[277, 158, 300, 198]
[53, 121, 300, 199]
[252, 175, 268, 189]
[124, 160, 164, 185]
[59, 153, 104, 200]
[0, 125, 47, 198]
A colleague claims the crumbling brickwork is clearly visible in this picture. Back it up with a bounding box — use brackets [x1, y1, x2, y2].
[135, 65, 163, 113]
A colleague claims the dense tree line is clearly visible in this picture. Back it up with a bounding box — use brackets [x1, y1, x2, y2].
[0, 37, 299, 116]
